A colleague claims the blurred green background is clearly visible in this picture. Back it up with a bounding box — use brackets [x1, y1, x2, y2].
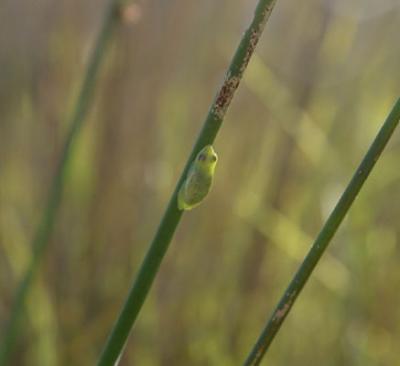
[1, 0, 400, 365]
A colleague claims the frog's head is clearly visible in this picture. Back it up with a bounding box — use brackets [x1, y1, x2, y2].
[195, 145, 218, 174]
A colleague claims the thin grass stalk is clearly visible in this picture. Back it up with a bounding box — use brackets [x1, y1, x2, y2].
[97, 1, 278, 365]
[0, 2, 119, 364]
[243, 97, 400, 366]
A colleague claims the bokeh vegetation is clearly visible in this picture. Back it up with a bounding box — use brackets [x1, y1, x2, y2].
[1, 0, 400, 365]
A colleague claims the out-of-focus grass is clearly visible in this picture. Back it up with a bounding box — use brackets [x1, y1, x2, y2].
[1, 0, 400, 365]
[0, 1, 119, 363]
[243, 98, 400, 365]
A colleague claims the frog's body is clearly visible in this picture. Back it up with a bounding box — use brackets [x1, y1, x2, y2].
[178, 145, 218, 210]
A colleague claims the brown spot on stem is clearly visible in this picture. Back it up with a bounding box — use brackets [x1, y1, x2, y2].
[273, 289, 297, 322]
[240, 0, 276, 75]
[212, 75, 240, 119]
[273, 303, 290, 321]
[211, 1, 277, 122]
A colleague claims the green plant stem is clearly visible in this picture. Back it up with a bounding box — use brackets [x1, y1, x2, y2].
[0, 3, 119, 364]
[243, 97, 400, 366]
[97, 1, 278, 365]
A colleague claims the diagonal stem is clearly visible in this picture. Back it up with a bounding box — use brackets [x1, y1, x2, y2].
[0, 2, 119, 364]
[97, 1, 278, 365]
[243, 97, 400, 366]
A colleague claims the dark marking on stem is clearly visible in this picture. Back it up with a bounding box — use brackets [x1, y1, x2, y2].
[248, 288, 298, 365]
[272, 289, 297, 323]
[241, 26, 262, 75]
[212, 74, 241, 119]
[212, 0, 277, 121]
[212, 25, 261, 120]
[241, 0, 276, 73]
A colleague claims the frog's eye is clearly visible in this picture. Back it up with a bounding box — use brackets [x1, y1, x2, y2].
[198, 154, 206, 161]
[210, 155, 217, 162]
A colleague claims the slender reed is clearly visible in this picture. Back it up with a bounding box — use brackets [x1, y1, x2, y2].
[0, 2, 119, 364]
[243, 97, 400, 366]
[97, 1, 278, 365]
